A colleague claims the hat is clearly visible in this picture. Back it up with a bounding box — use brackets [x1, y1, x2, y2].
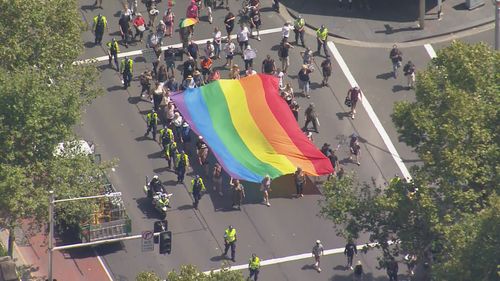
[153, 175, 159, 179]
[323, 143, 330, 146]
[194, 70, 201, 75]
[316, 240, 321, 244]
[136, 12, 142, 16]
[198, 136, 203, 139]
[357, 260, 362, 265]
[187, 75, 193, 79]
[302, 64, 308, 69]
[246, 45, 252, 50]
[150, 8, 159, 16]
[182, 122, 189, 127]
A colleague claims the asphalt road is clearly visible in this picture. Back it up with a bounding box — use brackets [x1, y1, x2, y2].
[75, 0, 496, 279]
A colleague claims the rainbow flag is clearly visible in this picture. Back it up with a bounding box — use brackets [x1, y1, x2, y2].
[171, 74, 333, 182]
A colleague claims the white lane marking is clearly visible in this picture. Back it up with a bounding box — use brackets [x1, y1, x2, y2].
[75, 27, 282, 64]
[424, 44, 437, 58]
[327, 41, 412, 181]
[204, 243, 377, 274]
[94, 249, 115, 281]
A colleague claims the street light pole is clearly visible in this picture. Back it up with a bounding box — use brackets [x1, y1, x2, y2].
[495, 0, 500, 50]
[48, 191, 55, 281]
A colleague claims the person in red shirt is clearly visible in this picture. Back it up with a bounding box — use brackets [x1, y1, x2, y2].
[200, 56, 213, 83]
[133, 13, 146, 41]
[186, 0, 199, 19]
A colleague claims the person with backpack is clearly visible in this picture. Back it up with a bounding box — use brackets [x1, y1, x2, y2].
[93, 13, 108, 45]
[120, 56, 134, 89]
[106, 38, 120, 70]
[278, 38, 293, 73]
[403, 60, 416, 90]
[389, 44, 403, 78]
[176, 150, 190, 183]
[261, 55, 276, 75]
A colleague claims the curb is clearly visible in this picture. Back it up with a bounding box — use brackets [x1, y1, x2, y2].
[284, 5, 494, 46]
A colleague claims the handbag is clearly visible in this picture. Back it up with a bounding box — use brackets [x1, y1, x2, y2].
[344, 96, 352, 107]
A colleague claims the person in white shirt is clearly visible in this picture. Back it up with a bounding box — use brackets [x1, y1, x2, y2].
[237, 24, 250, 53]
[224, 39, 236, 68]
[243, 45, 256, 71]
[281, 21, 292, 41]
[213, 27, 222, 59]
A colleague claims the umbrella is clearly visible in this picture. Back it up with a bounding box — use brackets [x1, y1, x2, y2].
[179, 17, 199, 28]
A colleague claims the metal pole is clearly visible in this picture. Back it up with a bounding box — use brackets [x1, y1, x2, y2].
[48, 191, 55, 281]
[496, 0, 500, 50]
[419, 0, 426, 29]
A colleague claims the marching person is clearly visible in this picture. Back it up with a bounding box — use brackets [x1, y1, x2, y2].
[223, 225, 237, 262]
[261, 175, 271, 207]
[248, 253, 261, 281]
[132, 13, 146, 42]
[190, 175, 206, 210]
[312, 240, 324, 272]
[212, 162, 223, 196]
[316, 25, 329, 57]
[303, 103, 319, 133]
[349, 135, 361, 166]
[196, 136, 209, 175]
[293, 14, 305, 46]
[230, 178, 245, 210]
[344, 240, 358, 270]
[165, 140, 178, 170]
[249, 7, 262, 41]
[175, 150, 189, 183]
[347, 86, 362, 119]
[159, 126, 174, 149]
[353, 260, 364, 281]
[294, 167, 305, 198]
[320, 58, 332, 87]
[389, 44, 403, 78]
[106, 38, 120, 70]
[93, 13, 108, 45]
[403, 60, 416, 90]
[144, 110, 159, 140]
[120, 56, 133, 89]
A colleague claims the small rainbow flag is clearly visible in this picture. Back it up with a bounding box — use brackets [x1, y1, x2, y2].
[171, 74, 333, 182]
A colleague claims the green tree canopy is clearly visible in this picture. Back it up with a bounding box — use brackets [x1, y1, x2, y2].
[0, 0, 84, 69]
[136, 264, 245, 281]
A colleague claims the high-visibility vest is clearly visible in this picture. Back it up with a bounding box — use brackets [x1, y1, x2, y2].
[160, 128, 174, 142]
[147, 112, 158, 126]
[294, 18, 305, 30]
[316, 28, 328, 40]
[190, 178, 206, 192]
[249, 256, 260, 270]
[93, 15, 107, 30]
[224, 228, 236, 243]
[176, 153, 189, 168]
[107, 41, 120, 53]
[165, 142, 178, 158]
[121, 59, 133, 74]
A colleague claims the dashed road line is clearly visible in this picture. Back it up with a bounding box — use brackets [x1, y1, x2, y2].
[75, 27, 282, 64]
[424, 44, 437, 58]
[204, 243, 377, 274]
[327, 41, 412, 181]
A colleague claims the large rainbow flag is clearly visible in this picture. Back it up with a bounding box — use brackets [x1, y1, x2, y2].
[171, 74, 333, 182]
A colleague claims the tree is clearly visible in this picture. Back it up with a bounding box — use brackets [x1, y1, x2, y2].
[167, 264, 245, 281]
[136, 271, 162, 281]
[320, 42, 499, 280]
[392, 41, 500, 214]
[0, 0, 85, 70]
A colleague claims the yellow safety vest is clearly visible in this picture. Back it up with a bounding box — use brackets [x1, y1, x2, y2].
[107, 41, 120, 53]
[225, 228, 236, 243]
[249, 256, 260, 270]
[190, 178, 206, 192]
[294, 18, 305, 30]
[176, 153, 189, 167]
[316, 28, 328, 40]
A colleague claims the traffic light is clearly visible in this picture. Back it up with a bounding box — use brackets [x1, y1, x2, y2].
[159, 231, 172, 254]
[154, 220, 168, 243]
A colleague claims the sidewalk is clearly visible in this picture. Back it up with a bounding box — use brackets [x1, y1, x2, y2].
[281, 0, 494, 43]
[0, 223, 111, 281]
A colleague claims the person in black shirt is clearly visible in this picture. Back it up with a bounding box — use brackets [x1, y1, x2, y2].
[182, 56, 196, 80]
[344, 240, 357, 270]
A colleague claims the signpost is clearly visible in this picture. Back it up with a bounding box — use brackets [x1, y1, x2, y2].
[141, 230, 154, 252]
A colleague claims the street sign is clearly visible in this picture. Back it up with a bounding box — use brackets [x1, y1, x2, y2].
[141, 230, 154, 252]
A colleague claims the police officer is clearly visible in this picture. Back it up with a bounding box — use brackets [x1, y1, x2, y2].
[145, 110, 159, 140]
[106, 38, 120, 70]
[165, 141, 178, 170]
[159, 126, 174, 148]
[293, 15, 305, 47]
[93, 13, 108, 45]
[190, 175, 206, 209]
[223, 225, 237, 262]
[248, 253, 261, 281]
[120, 56, 134, 89]
[316, 25, 329, 57]
[175, 150, 189, 183]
